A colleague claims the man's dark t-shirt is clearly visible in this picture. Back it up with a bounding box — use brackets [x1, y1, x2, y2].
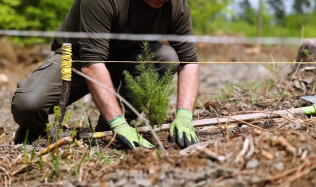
[51, 0, 198, 67]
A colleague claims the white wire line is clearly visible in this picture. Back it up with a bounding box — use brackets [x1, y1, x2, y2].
[0, 29, 306, 45]
[71, 61, 316, 64]
[71, 68, 166, 153]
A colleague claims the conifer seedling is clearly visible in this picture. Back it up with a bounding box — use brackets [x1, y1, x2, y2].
[123, 42, 176, 128]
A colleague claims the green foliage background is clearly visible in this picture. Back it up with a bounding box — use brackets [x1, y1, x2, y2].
[0, 0, 316, 44]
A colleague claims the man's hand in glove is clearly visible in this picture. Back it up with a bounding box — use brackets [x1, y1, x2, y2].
[108, 115, 154, 149]
[170, 109, 199, 148]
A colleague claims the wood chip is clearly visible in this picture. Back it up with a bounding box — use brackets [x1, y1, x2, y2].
[261, 150, 274, 160]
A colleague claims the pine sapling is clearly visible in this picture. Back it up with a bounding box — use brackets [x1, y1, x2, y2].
[123, 42, 176, 128]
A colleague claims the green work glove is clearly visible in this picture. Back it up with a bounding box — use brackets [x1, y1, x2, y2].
[108, 115, 154, 150]
[170, 109, 199, 149]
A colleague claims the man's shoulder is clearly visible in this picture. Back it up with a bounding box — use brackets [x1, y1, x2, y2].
[91, 0, 128, 9]
[168, 0, 190, 17]
[169, 0, 187, 9]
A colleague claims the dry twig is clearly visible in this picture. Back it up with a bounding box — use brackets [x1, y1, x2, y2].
[229, 117, 270, 132]
[276, 136, 296, 155]
[216, 118, 225, 135]
[196, 146, 220, 161]
[79, 146, 89, 166]
[0, 133, 6, 142]
[37, 137, 72, 157]
[0, 166, 11, 186]
[261, 150, 274, 160]
[179, 141, 215, 156]
[234, 137, 250, 164]
[225, 114, 231, 142]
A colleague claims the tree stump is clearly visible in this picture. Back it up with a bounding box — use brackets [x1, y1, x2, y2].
[293, 38, 316, 72]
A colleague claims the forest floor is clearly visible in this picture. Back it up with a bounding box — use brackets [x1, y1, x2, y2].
[1, 41, 316, 187]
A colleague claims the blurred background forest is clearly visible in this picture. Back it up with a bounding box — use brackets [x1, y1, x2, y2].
[0, 0, 315, 45]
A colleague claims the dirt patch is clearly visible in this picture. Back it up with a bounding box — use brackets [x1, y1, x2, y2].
[2, 43, 316, 187]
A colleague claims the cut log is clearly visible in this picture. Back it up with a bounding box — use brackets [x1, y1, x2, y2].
[293, 38, 316, 72]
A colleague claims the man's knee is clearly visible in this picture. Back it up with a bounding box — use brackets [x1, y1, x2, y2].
[151, 43, 179, 62]
[11, 92, 48, 126]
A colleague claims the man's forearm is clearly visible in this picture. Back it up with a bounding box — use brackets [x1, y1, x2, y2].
[177, 64, 199, 112]
[81, 64, 122, 122]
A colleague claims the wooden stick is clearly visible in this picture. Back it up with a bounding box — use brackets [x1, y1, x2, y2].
[50, 43, 72, 143]
[37, 137, 72, 157]
[80, 109, 286, 139]
[0, 133, 6, 140]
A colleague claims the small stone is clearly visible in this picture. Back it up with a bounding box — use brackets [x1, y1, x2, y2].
[136, 179, 152, 187]
[285, 123, 301, 130]
[273, 162, 284, 171]
[0, 74, 8, 83]
[246, 159, 259, 169]
[241, 125, 248, 129]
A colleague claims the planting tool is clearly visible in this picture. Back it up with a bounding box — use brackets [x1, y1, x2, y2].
[50, 43, 72, 143]
[80, 96, 316, 140]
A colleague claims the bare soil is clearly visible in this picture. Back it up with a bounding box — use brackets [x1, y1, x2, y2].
[1, 42, 316, 187]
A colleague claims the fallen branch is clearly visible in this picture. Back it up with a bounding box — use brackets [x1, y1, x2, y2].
[196, 146, 220, 161]
[78, 106, 312, 139]
[37, 137, 72, 157]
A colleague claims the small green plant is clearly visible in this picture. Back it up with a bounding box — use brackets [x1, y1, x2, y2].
[123, 42, 176, 128]
[54, 106, 61, 145]
[30, 137, 40, 164]
[82, 109, 90, 128]
[93, 109, 100, 116]
[39, 153, 43, 171]
[73, 166, 79, 177]
[45, 123, 52, 152]
[135, 124, 142, 147]
[50, 155, 61, 179]
[250, 83, 261, 104]
[303, 49, 310, 56]
[67, 129, 78, 157]
[70, 129, 78, 140]
[215, 92, 229, 101]
[155, 149, 162, 160]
